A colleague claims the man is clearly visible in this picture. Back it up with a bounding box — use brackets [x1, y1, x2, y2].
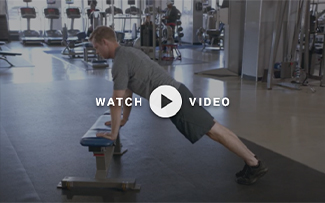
[164, 1, 179, 38]
[87, 0, 99, 36]
[89, 26, 268, 185]
[165, 1, 179, 26]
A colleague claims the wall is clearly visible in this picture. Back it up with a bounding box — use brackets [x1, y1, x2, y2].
[241, 0, 300, 81]
[224, 0, 246, 75]
[0, 0, 7, 15]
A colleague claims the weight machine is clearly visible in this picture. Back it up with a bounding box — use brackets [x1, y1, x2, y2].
[267, 0, 324, 92]
[196, 3, 224, 51]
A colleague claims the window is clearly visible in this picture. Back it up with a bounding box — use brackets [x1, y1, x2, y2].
[211, 0, 217, 9]
[174, 0, 183, 11]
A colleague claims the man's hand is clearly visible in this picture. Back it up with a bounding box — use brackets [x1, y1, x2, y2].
[104, 118, 127, 127]
[96, 132, 117, 140]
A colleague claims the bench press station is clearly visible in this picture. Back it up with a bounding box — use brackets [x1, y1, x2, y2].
[57, 111, 141, 191]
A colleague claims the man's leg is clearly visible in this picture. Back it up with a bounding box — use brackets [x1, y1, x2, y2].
[206, 120, 268, 185]
[206, 120, 257, 166]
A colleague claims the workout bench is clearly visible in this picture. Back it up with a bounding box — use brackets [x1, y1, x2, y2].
[0, 42, 22, 67]
[58, 112, 140, 191]
[83, 43, 108, 68]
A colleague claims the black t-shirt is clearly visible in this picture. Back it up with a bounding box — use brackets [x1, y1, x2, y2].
[166, 6, 178, 24]
[87, 8, 100, 24]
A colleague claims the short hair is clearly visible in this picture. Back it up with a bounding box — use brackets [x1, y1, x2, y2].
[91, 0, 97, 6]
[89, 26, 117, 44]
[167, 0, 173, 5]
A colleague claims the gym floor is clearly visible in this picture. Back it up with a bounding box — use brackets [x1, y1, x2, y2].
[1, 42, 325, 202]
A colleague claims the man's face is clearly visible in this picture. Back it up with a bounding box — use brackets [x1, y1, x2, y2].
[90, 2, 96, 9]
[92, 39, 110, 59]
[167, 4, 172, 8]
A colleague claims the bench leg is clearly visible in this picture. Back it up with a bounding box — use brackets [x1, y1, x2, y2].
[114, 135, 128, 155]
[95, 146, 114, 179]
[58, 145, 140, 191]
[58, 176, 140, 191]
[0, 56, 14, 67]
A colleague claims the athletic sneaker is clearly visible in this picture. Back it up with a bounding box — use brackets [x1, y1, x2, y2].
[236, 160, 268, 185]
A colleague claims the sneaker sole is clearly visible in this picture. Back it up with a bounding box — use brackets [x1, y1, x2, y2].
[236, 168, 268, 185]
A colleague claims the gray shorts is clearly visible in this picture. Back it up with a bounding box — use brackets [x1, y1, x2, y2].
[169, 84, 215, 143]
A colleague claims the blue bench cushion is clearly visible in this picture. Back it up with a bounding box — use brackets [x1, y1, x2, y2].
[103, 109, 123, 115]
[80, 130, 114, 147]
[80, 115, 114, 147]
[103, 109, 111, 115]
[89, 115, 112, 130]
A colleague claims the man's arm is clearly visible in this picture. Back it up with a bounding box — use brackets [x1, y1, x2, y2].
[122, 89, 133, 124]
[109, 89, 126, 139]
[97, 89, 125, 140]
[103, 89, 133, 126]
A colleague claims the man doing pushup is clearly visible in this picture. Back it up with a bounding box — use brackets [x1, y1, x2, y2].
[89, 26, 268, 185]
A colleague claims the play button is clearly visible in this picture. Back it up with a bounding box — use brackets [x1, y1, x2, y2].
[161, 94, 172, 109]
[149, 85, 182, 118]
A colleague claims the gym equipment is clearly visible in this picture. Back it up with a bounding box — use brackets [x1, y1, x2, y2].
[124, 0, 142, 32]
[65, 0, 82, 39]
[0, 42, 22, 67]
[158, 9, 182, 61]
[144, 6, 160, 15]
[65, 7, 81, 38]
[197, 8, 224, 51]
[86, 0, 101, 34]
[266, 0, 324, 90]
[86, 8, 107, 32]
[61, 0, 88, 57]
[197, 22, 224, 51]
[44, 0, 62, 44]
[125, 6, 142, 16]
[105, 0, 125, 33]
[107, 0, 142, 45]
[57, 112, 140, 191]
[19, 0, 44, 45]
[161, 43, 182, 61]
[62, 10, 107, 69]
[83, 44, 108, 68]
[61, 24, 86, 58]
[105, 6, 123, 15]
[105, 0, 123, 15]
[83, 10, 109, 68]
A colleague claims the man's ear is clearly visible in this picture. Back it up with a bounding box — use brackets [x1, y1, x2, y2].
[102, 39, 108, 45]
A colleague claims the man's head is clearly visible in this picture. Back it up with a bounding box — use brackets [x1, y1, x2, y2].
[89, 26, 118, 59]
[167, 0, 173, 8]
[90, 0, 97, 10]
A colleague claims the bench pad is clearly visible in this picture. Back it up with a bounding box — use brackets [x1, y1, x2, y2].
[0, 51, 22, 56]
[80, 115, 114, 147]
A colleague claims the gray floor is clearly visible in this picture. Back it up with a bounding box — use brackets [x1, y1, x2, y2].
[1, 42, 325, 202]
